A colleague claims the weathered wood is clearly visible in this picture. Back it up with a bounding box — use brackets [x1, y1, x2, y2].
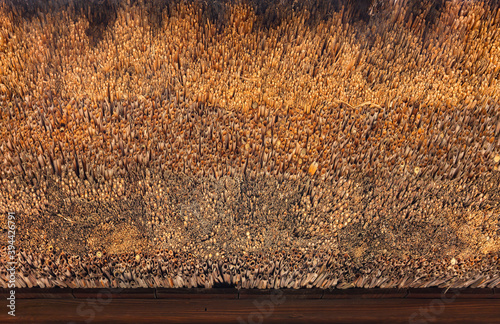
[1, 299, 499, 323]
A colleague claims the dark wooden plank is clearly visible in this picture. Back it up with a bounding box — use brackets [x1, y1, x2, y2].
[1, 298, 500, 323]
[407, 288, 496, 299]
[72, 288, 156, 299]
[3, 288, 498, 300]
[239, 288, 323, 299]
[323, 288, 407, 299]
[156, 288, 239, 299]
[407, 288, 453, 299]
[444, 288, 495, 299]
[0, 288, 74, 299]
